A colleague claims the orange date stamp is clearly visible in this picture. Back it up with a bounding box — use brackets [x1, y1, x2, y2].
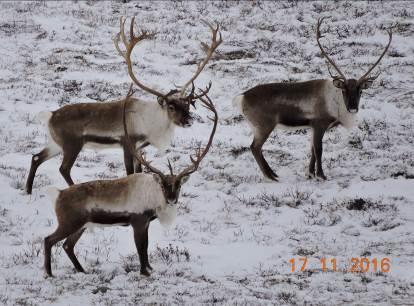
[289, 257, 391, 273]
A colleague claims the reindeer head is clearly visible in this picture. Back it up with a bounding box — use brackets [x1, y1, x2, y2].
[152, 172, 189, 204]
[122, 84, 218, 206]
[316, 17, 392, 113]
[114, 17, 222, 128]
[157, 89, 194, 128]
[331, 78, 374, 113]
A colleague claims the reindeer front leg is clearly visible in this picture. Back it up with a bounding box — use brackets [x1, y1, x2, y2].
[131, 215, 152, 276]
[44, 225, 80, 277]
[59, 142, 83, 186]
[143, 225, 153, 270]
[311, 124, 328, 180]
[308, 146, 316, 178]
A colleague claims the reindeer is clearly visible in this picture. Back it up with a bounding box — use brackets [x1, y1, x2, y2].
[43, 85, 218, 277]
[233, 17, 392, 180]
[25, 17, 222, 194]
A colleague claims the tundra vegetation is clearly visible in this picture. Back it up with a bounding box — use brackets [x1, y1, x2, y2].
[0, 1, 413, 305]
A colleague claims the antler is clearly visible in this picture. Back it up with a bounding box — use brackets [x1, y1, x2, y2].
[114, 17, 165, 98]
[192, 81, 212, 100]
[122, 84, 217, 180]
[358, 28, 392, 83]
[179, 20, 223, 97]
[175, 92, 218, 180]
[122, 84, 166, 179]
[316, 17, 346, 80]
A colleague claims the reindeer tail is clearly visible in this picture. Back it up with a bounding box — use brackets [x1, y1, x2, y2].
[37, 111, 52, 124]
[232, 94, 245, 114]
[46, 186, 60, 203]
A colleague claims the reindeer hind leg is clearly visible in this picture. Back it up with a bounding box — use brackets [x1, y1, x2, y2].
[59, 142, 82, 186]
[63, 228, 86, 273]
[44, 226, 77, 277]
[312, 125, 328, 180]
[308, 145, 316, 179]
[250, 126, 278, 181]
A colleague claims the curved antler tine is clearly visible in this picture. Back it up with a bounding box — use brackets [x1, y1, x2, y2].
[367, 70, 381, 81]
[126, 83, 135, 97]
[130, 16, 135, 40]
[316, 17, 346, 80]
[326, 63, 342, 80]
[206, 80, 212, 91]
[113, 32, 126, 60]
[180, 20, 223, 96]
[358, 28, 392, 83]
[167, 159, 174, 175]
[114, 17, 128, 60]
[176, 94, 218, 180]
[201, 19, 213, 31]
[188, 81, 195, 97]
[316, 17, 326, 38]
[186, 82, 196, 107]
[116, 17, 165, 98]
[120, 17, 128, 48]
[192, 81, 212, 100]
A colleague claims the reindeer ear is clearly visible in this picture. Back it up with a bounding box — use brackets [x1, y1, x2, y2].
[152, 174, 162, 184]
[181, 176, 190, 184]
[157, 97, 166, 107]
[360, 79, 374, 89]
[333, 79, 345, 89]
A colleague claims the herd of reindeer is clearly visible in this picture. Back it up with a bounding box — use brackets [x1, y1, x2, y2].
[23, 17, 392, 277]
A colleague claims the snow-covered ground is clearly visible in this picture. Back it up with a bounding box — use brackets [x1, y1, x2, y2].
[0, 1, 413, 305]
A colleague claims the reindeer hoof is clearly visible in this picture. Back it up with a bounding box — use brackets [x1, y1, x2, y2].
[140, 269, 151, 277]
[146, 263, 153, 271]
[264, 176, 278, 183]
[270, 174, 279, 181]
[263, 171, 279, 182]
[316, 172, 327, 180]
[44, 272, 54, 279]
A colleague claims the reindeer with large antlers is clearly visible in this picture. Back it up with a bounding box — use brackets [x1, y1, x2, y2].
[25, 17, 222, 194]
[43, 84, 218, 277]
[233, 17, 392, 180]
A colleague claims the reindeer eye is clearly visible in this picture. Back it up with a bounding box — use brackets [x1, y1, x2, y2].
[168, 105, 175, 111]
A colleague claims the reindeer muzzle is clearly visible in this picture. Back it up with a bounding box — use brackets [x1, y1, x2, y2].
[182, 117, 194, 128]
[167, 199, 177, 205]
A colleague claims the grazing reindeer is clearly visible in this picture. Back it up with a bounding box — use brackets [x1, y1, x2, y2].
[43, 85, 218, 277]
[25, 17, 222, 194]
[233, 18, 392, 180]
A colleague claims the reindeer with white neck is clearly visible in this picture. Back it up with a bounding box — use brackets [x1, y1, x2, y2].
[25, 17, 222, 194]
[233, 17, 392, 181]
[43, 85, 218, 277]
